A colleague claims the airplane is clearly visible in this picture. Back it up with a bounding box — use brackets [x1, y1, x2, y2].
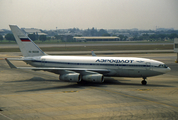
[5, 25, 171, 85]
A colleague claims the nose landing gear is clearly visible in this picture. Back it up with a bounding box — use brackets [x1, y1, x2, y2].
[141, 77, 147, 85]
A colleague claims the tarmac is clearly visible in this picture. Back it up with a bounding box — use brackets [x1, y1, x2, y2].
[0, 42, 173, 48]
[0, 52, 178, 120]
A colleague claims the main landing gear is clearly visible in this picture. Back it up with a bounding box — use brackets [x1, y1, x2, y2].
[141, 77, 147, 85]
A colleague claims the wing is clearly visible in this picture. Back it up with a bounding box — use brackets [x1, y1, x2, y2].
[5, 58, 110, 75]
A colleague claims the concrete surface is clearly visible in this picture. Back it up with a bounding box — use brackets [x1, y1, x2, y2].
[0, 53, 178, 120]
[0, 42, 173, 48]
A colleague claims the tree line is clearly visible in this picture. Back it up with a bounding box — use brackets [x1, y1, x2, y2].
[0, 33, 15, 42]
[0, 33, 48, 42]
[83, 28, 110, 36]
[28, 33, 48, 42]
[1, 32, 178, 42]
[54, 35, 75, 42]
[132, 33, 178, 41]
[0, 33, 76, 42]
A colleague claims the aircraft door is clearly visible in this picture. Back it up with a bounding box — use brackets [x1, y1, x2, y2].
[117, 63, 122, 69]
[117, 63, 125, 76]
[41, 59, 45, 66]
[145, 62, 151, 70]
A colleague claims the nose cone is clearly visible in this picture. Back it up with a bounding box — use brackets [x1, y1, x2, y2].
[166, 67, 171, 73]
[155, 66, 171, 74]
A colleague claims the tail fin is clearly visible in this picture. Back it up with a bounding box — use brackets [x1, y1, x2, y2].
[91, 50, 96, 56]
[9, 25, 47, 57]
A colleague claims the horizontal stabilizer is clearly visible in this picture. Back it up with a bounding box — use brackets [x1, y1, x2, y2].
[91, 50, 96, 56]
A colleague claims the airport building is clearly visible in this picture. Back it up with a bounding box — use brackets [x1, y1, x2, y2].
[73, 36, 119, 42]
[23, 28, 47, 35]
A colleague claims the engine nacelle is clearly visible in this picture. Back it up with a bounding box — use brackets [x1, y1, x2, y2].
[82, 74, 104, 83]
[60, 73, 81, 82]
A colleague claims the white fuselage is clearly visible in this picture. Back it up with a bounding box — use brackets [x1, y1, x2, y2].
[8, 25, 171, 84]
[25, 55, 171, 78]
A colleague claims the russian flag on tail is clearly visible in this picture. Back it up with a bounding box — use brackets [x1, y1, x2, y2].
[20, 38, 31, 42]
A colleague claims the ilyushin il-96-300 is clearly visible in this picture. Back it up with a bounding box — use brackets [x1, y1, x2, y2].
[5, 25, 171, 85]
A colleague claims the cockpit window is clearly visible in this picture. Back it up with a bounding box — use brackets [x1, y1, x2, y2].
[158, 64, 168, 68]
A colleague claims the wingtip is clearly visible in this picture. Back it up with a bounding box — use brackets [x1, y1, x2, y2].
[5, 58, 17, 69]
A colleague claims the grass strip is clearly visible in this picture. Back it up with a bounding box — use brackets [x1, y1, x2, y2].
[0, 45, 173, 52]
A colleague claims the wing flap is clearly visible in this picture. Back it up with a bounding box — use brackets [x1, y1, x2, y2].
[25, 67, 110, 74]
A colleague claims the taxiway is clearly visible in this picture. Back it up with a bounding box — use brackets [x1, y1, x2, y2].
[0, 52, 178, 120]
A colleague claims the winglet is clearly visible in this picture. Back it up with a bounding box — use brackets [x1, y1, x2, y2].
[5, 58, 17, 69]
[91, 50, 96, 56]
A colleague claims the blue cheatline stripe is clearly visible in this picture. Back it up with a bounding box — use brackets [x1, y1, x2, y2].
[31, 60, 157, 68]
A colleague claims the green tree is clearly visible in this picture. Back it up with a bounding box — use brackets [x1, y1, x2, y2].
[47, 37, 51, 40]
[28, 33, 38, 41]
[0, 35, 3, 42]
[169, 33, 178, 39]
[54, 35, 61, 40]
[74, 35, 82, 37]
[5, 33, 15, 42]
[132, 35, 138, 41]
[142, 34, 149, 40]
[124, 36, 128, 40]
[102, 33, 110, 36]
[159, 34, 167, 40]
[66, 35, 75, 42]
[90, 27, 98, 36]
[118, 35, 125, 41]
[98, 29, 109, 36]
[39, 35, 46, 42]
[149, 34, 158, 40]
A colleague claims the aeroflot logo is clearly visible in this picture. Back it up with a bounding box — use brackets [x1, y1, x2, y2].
[95, 59, 134, 63]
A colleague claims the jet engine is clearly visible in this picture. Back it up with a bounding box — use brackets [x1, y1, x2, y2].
[82, 74, 104, 83]
[60, 73, 81, 82]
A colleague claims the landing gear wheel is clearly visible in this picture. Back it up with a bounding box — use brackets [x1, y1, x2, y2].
[141, 77, 147, 85]
[77, 81, 86, 84]
[141, 80, 147, 85]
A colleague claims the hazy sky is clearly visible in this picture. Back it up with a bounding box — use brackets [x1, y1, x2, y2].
[1, 0, 178, 30]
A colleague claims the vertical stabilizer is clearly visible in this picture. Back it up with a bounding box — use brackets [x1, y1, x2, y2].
[9, 25, 47, 57]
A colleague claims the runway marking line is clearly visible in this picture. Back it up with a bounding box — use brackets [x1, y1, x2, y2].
[41, 109, 176, 120]
[91, 87, 178, 109]
[0, 113, 13, 120]
[62, 90, 78, 93]
[0, 88, 92, 97]
[137, 89, 152, 91]
[1, 102, 158, 115]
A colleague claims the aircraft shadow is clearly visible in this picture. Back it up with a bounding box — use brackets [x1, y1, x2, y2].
[6, 77, 60, 83]
[15, 77, 173, 93]
[102, 77, 173, 87]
